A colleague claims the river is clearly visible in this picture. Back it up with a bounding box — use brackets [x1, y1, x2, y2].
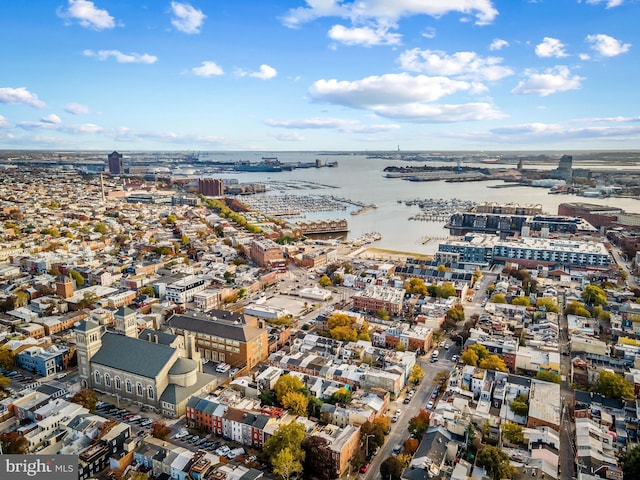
[198, 152, 640, 255]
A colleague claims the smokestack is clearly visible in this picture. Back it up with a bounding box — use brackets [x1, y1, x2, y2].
[100, 173, 106, 203]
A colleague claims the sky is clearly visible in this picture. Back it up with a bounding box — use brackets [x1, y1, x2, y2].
[0, 0, 639, 152]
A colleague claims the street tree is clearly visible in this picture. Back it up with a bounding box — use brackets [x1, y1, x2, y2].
[439, 282, 457, 299]
[408, 409, 431, 438]
[446, 304, 465, 323]
[434, 370, 450, 389]
[565, 300, 592, 318]
[318, 275, 332, 287]
[376, 308, 390, 320]
[490, 293, 507, 304]
[0, 345, 15, 369]
[468, 344, 489, 361]
[535, 297, 559, 313]
[405, 278, 427, 295]
[403, 438, 419, 455]
[409, 364, 424, 385]
[511, 296, 530, 306]
[380, 456, 404, 480]
[460, 349, 479, 366]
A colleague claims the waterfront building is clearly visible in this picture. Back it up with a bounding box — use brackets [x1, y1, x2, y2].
[558, 202, 622, 228]
[198, 178, 224, 197]
[437, 234, 611, 269]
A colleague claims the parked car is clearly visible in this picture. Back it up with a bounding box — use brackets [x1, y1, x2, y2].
[227, 447, 245, 459]
[215, 445, 231, 456]
[427, 401, 434, 409]
[359, 463, 370, 473]
[392, 415, 398, 423]
[392, 445, 402, 455]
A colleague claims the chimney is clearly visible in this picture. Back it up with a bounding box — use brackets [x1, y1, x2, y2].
[154, 335, 159, 344]
[147, 333, 152, 342]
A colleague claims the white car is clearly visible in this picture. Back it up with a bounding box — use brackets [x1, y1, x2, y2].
[427, 401, 434, 409]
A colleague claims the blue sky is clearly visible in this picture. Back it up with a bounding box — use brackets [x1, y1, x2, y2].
[0, 0, 638, 151]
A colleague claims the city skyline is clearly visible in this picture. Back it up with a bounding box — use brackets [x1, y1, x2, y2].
[0, 0, 638, 152]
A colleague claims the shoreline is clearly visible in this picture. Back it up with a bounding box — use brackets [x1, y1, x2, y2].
[356, 247, 433, 262]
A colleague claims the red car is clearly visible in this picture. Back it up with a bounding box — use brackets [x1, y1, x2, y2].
[359, 463, 370, 473]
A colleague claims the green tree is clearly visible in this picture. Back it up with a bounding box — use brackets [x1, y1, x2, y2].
[535, 297, 559, 313]
[511, 296, 530, 306]
[263, 422, 306, 466]
[405, 278, 427, 295]
[274, 374, 306, 404]
[68, 270, 85, 288]
[165, 214, 177, 224]
[490, 293, 507, 304]
[318, 275, 332, 287]
[151, 421, 171, 440]
[509, 394, 529, 417]
[479, 354, 508, 372]
[0, 431, 28, 454]
[94, 222, 108, 234]
[71, 388, 98, 411]
[139, 285, 155, 297]
[434, 370, 449, 389]
[272, 447, 303, 480]
[376, 308, 389, 321]
[623, 444, 640, 480]
[446, 304, 465, 323]
[502, 422, 525, 445]
[581, 284, 607, 307]
[477, 446, 518, 480]
[307, 395, 323, 418]
[469, 344, 489, 361]
[460, 349, 479, 366]
[597, 371, 634, 399]
[472, 268, 483, 283]
[408, 409, 431, 438]
[535, 371, 561, 384]
[409, 364, 424, 385]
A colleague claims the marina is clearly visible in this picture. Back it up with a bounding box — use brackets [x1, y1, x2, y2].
[234, 194, 348, 217]
[400, 198, 477, 222]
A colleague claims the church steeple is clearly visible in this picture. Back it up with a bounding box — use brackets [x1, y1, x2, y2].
[114, 306, 137, 338]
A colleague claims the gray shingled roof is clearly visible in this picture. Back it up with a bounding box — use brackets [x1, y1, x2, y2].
[167, 314, 263, 342]
[168, 358, 197, 375]
[159, 372, 217, 405]
[90, 332, 176, 379]
[139, 328, 178, 346]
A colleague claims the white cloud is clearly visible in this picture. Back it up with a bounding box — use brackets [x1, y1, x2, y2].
[535, 37, 568, 58]
[57, 0, 116, 30]
[0, 87, 46, 108]
[586, 34, 631, 57]
[83, 49, 157, 64]
[273, 132, 305, 142]
[281, 0, 499, 29]
[398, 49, 513, 81]
[0, 116, 9, 128]
[309, 73, 482, 109]
[18, 120, 103, 134]
[584, 0, 624, 8]
[421, 27, 436, 39]
[170, 1, 206, 34]
[65, 103, 92, 115]
[328, 24, 402, 46]
[265, 117, 400, 133]
[191, 61, 224, 77]
[489, 38, 509, 51]
[41, 114, 62, 124]
[511, 66, 583, 96]
[372, 102, 505, 122]
[490, 121, 640, 141]
[579, 53, 591, 60]
[250, 64, 278, 80]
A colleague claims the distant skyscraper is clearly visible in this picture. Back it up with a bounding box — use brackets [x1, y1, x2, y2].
[199, 178, 224, 196]
[108, 151, 123, 174]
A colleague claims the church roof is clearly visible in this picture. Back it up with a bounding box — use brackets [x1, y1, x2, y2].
[75, 319, 101, 333]
[168, 357, 197, 375]
[91, 332, 176, 379]
[115, 305, 136, 317]
[159, 372, 217, 405]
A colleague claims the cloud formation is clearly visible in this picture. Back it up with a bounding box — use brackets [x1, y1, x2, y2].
[265, 117, 400, 133]
[191, 61, 224, 77]
[83, 49, 157, 64]
[41, 114, 62, 124]
[489, 38, 509, 51]
[511, 66, 583, 96]
[328, 24, 402, 46]
[57, 0, 116, 30]
[398, 49, 513, 81]
[245, 64, 278, 80]
[0, 87, 46, 108]
[586, 33, 631, 56]
[64, 103, 92, 115]
[281, 0, 499, 29]
[535, 37, 568, 58]
[0, 116, 9, 128]
[584, 0, 624, 8]
[170, 1, 206, 34]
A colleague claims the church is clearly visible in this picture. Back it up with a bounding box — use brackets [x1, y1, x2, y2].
[75, 306, 217, 418]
